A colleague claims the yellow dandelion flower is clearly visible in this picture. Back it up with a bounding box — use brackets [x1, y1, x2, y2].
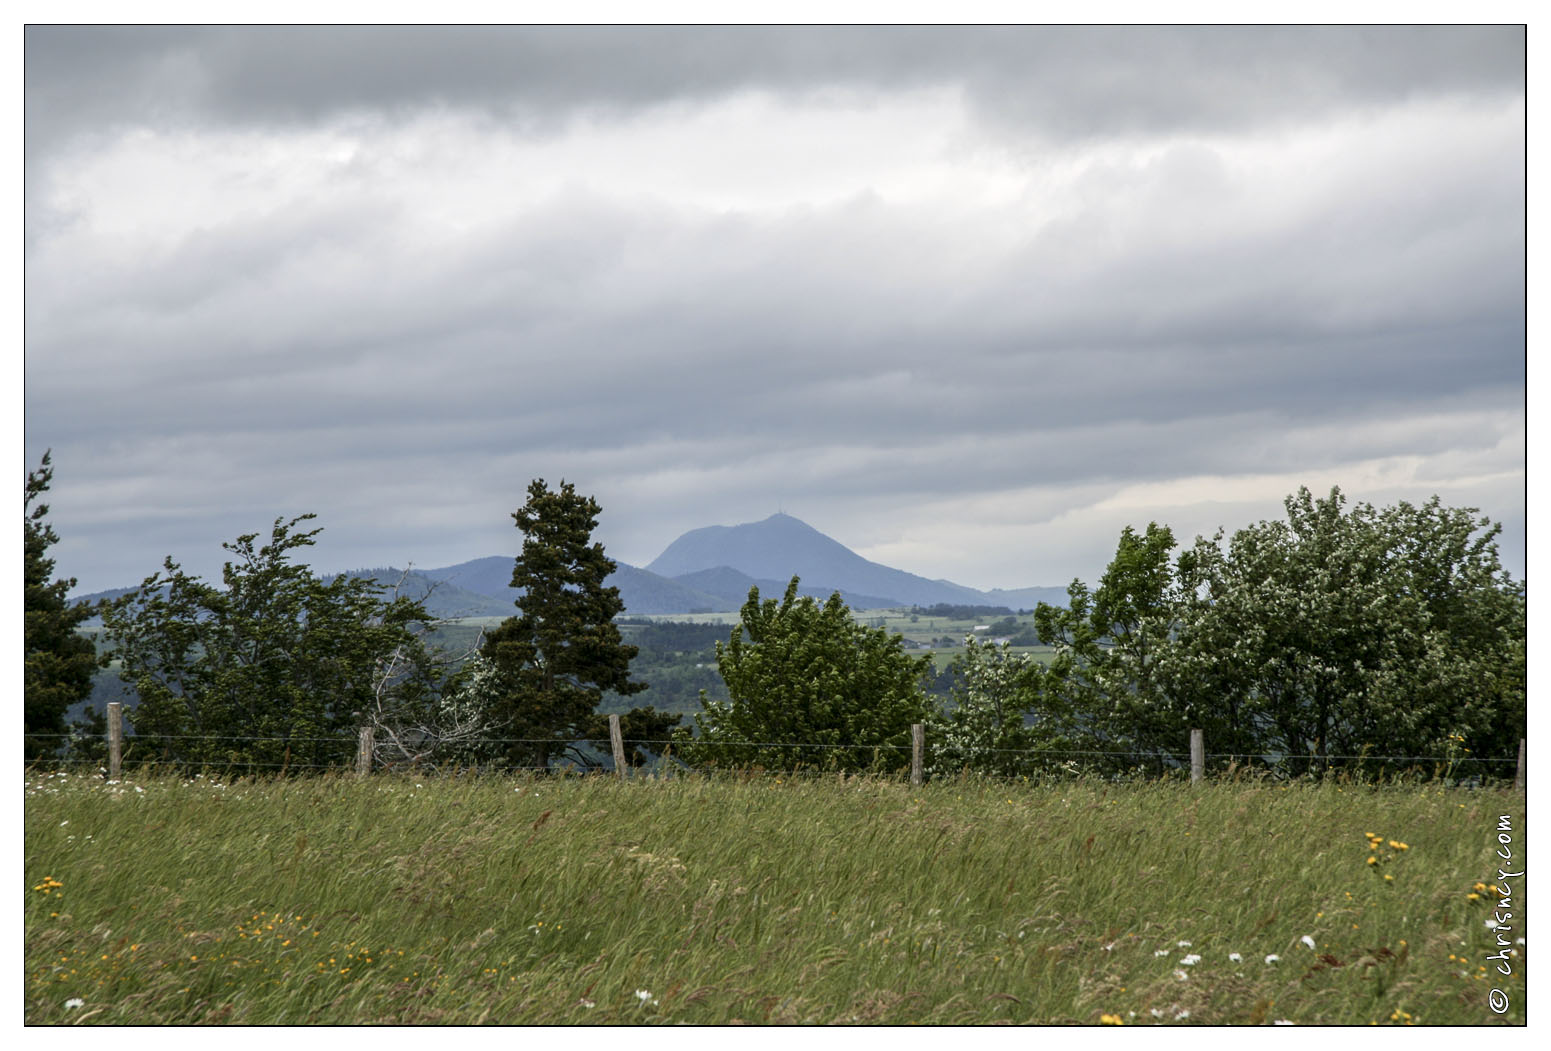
[1100, 1013, 1124, 1025]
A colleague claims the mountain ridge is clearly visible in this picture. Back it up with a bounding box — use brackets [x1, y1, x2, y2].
[71, 513, 1069, 616]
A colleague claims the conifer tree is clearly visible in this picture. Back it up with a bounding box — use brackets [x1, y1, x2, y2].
[478, 479, 652, 768]
[24, 452, 101, 759]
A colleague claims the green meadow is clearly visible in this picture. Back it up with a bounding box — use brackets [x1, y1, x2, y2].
[25, 770, 1524, 1025]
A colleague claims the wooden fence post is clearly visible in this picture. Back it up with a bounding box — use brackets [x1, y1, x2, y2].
[107, 702, 123, 780]
[1190, 728, 1204, 784]
[610, 714, 627, 779]
[356, 726, 374, 778]
[911, 723, 924, 787]
[1516, 738, 1525, 792]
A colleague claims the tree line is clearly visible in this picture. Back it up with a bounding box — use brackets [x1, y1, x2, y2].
[25, 455, 1525, 779]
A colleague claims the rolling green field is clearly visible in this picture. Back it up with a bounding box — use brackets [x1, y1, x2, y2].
[25, 770, 1524, 1025]
[623, 606, 1057, 677]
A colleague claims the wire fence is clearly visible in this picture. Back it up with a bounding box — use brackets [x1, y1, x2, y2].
[24, 723, 1524, 786]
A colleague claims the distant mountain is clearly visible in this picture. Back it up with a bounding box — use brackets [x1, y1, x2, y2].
[417, 556, 734, 616]
[672, 565, 901, 611]
[70, 569, 514, 621]
[67, 585, 142, 618]
[331, 568, 512, 619]
[981, 585, 1075, 611]
[605, 564, 731, 615]
[69, 513, 1069, 620]
[647, 512, 992, 609]
[415, 556, 515, 601]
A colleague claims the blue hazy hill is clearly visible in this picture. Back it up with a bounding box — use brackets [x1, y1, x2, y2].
[646, 512, 995, 609]
[72, 514, 1068, 617]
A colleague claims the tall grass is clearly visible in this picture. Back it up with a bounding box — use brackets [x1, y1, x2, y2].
[25, 769, 1524, 1024]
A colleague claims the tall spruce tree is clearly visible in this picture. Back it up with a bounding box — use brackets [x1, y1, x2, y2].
[24, 452, 101, 759]
[477, 479, 652, 769]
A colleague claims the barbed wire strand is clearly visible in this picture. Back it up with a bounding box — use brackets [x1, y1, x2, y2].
[26, 731, 1518, 767]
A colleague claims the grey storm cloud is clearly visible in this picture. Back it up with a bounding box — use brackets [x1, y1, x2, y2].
[22, 26, 1525, 594]
[26, 26, 1523, 148]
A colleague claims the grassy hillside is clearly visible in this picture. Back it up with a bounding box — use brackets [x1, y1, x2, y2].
[25, 773, 1524, 1025]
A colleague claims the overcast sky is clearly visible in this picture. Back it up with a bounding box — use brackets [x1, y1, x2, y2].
[23, 26, 1526, 596]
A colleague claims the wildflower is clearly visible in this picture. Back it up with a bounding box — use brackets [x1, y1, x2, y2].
[579, 998, 595, 1009]
[1300, 935, 1316, 950]
[1173, 969, 1189, 981]
[1180, 954, 1201, 966]
[1265, 954, 1280, 965]
[1175, 1010, 1191, 1020]
[1150, 1008, 1164, 1019]
[1228, 952, 1242, 963]
[635, 989, 656, 1005]
[1154, 949, 1170, 957]
[1273, 1019, 1295, 1025]
[1100, 1013, 1124, 1025]
[64, 998, 84, 1010]
[1177, 940, 1192, 948]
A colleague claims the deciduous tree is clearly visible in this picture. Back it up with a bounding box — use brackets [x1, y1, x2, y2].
[1034, 522, 1189, 770]
[101, 515, 435, 770]
[679, 577, 933, 772]
[1169, 488, 1525, 774]
[927, 635, 1073, 779]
